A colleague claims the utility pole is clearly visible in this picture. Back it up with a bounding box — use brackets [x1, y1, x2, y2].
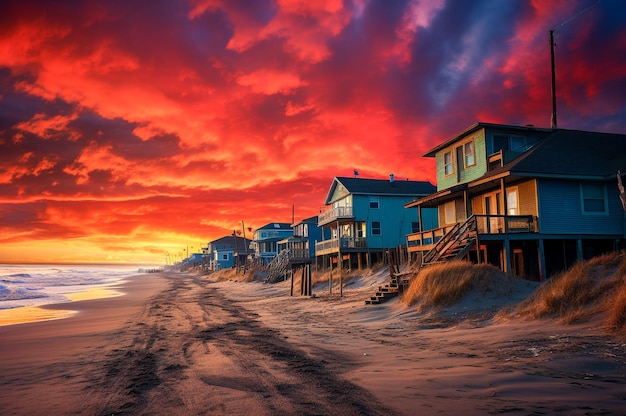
[549, 29, 557, 129]
[549, 0, 600, 129]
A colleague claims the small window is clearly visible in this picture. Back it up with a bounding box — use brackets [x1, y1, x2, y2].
[371, 221, 381, 235]
[493, 135, 509, 152]
[443, 151, 453, 175]
[444, 201, 455, 224]
[581, 183, 607, 214]
[464, 141, 475, 167]
[411, 221, 419, 233]
[222, 253, 229, 260]
[369, 197, 380, 209]
[356, 222, 365, 238]
[507, 188, 518, 215]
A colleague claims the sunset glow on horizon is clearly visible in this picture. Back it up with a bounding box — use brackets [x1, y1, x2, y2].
[1, 0, 626, 264]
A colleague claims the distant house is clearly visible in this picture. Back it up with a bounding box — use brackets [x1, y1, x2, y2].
[206, 235, 252, 270]
[405, 122, 626, 281]
[277, 215, 331, 264]
[316, 176, 437, 270]
[251, 223, 294, 265]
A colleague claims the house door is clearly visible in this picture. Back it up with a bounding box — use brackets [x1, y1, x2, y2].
[485, 193, 503, 233]
[512, 248, 525, 277]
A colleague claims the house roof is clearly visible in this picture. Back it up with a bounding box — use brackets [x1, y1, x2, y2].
[324, 176, 436, 205]
[423, 122, 554, 157]
[256, 222, 292, 230]
[292, 215, 318, 227]
[481, 128, 626, 181]
[209, 234, 252, 244]
[406, 126, 626, 209]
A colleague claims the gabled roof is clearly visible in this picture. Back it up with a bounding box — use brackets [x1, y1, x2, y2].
[209, 236, 236, 245]
[480, 128, 626, 181]
[292, 215, 318, 227]
[256, 222, 292, 230]
[423, 122, 554, 157]
[324, 177, 436, 205]
[208, 235, 251, 252]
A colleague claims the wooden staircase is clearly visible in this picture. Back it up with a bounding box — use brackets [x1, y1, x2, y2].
[364, 274, 400, 305]
[365, 250, 404, 305]
[422, 215, 477, 266]
[265, 249, 290, 283]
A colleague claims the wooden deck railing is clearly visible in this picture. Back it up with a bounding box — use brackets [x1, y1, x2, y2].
[317, 206, 353, 225]
[315, 237, 367, 254]
[407, 214, 537, 251]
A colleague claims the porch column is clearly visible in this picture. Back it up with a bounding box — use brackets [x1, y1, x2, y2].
[418, 206, 423, 232]
[576, 238, 583, 260]
[463, 189, 470, 219]
[503, 238, 511, 273]
[500, 178, 508, 216]
[538, 239, 546, 282]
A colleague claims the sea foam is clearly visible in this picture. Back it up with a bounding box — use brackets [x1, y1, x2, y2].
[0, 264, 143, 310]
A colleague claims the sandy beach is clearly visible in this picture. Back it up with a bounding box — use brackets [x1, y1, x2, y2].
[0, 270, 625, 415]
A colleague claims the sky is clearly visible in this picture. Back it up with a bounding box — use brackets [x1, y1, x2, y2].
[1, 0, 625, 264]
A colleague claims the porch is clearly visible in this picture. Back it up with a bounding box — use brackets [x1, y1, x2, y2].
[317, 206, 354, 226]
[407, 214, 538, 252]
[315, 237, 368, 256]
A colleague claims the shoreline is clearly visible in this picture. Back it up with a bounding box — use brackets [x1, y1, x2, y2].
[0, 285, 126, 327]
[0, 273, 168, 355]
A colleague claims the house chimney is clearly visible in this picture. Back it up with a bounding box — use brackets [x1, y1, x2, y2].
[389, 173, 394, 182]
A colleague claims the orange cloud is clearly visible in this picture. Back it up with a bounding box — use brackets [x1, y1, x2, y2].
[0, 0, 624, 264]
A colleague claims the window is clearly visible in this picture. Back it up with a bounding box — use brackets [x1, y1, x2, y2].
[581, 183, 607, 214]
[222, 253, 229, 260]
[506, 188, 518, 215]
[443, 151, 453, 175]
[356, 222, 365, 238]
[492, 134, 529, 154]
[369, 196, 380, 209]
[411, 221, 419, 233]
[464, 141, 475, 167]
[444, 201, 455, 224]
[371, 221, 381, 235]
[493, 134, 509, 152]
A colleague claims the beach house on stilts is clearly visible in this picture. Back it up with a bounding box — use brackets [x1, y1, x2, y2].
[405, 122, 626, 281]
[316, 176, 437, 273]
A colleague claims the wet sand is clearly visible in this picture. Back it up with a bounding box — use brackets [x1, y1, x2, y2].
[0, 271, 625, 415]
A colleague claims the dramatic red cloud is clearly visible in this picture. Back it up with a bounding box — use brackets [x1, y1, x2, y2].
[0, 0, 625, 264]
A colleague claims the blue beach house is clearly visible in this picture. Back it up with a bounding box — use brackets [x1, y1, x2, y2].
[316, 176, 437, 270]
[251, 223, 294, 265]
[405, 122, 626, 281]
[206, 235, 251, 270]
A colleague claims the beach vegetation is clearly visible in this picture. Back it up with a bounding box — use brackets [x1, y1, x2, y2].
[401, 260, 514, 312]
[514, 251, 626, 334]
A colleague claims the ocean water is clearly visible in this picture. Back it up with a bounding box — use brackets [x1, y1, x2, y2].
[0, 264, 144, 310]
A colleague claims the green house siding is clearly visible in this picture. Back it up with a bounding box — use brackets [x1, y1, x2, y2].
[435, 130, 487, 191]
[537, 178, 625, 236]
[352, 195, 418, 249]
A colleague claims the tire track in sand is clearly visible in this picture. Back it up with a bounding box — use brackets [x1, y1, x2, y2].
[92, 273, 397, 415]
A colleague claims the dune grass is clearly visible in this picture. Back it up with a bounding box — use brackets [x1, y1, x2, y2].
[515, 251, 626, 333]
[401, 260, 513, 312]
